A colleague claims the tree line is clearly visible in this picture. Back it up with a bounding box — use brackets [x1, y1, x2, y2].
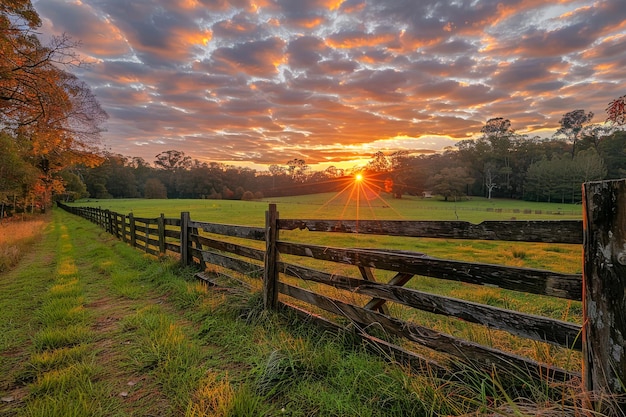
[59, 114, 625, 205]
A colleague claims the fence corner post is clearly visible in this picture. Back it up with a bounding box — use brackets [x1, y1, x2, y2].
[263, 203, 279, 310]
[180, 211, 191, 266]
[582, 179, 626, 407]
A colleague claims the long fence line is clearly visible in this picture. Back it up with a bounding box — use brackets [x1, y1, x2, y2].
[56, 178, 626, 408]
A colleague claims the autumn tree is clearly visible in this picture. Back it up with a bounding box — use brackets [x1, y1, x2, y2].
[606, 95, 625, 126]
[1, 0, 107, 210]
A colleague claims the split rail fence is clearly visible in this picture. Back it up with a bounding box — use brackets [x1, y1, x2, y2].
[57, 178, 626, 405]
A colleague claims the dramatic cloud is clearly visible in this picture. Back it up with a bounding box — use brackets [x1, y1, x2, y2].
[34, 0, 626, 169]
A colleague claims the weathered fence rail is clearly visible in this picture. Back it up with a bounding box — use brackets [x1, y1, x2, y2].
[56, 179, 626, 407]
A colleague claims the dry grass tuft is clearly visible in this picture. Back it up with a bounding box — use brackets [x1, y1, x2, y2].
[0, 218, 47, 272]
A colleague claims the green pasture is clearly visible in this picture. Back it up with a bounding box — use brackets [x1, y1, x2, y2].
[69, 194, 582, 274]
[73, 193, 581, 225]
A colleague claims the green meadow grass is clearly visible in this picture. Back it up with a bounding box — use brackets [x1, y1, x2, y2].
[73, 193, 581, 224]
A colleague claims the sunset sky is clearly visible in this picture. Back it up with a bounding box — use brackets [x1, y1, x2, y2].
[33, 0, 626, 170]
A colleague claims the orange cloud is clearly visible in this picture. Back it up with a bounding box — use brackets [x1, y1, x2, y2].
[326, 31, 399, 49]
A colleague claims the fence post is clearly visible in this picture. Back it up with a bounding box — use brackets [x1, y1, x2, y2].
[180, 212, 190, 266]
[582, 179, 626, 405]
[263, 204, 279, 310]
[105, 209, 112, 233]
[129, 213, 136, 248]
[144, 219, 150, 254]
[121, 215, 127, 243]
[158, 213, 165, 255]
[113, 213, 119, 238]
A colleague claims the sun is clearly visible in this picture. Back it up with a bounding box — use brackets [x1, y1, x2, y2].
[355, 173, 364, 182]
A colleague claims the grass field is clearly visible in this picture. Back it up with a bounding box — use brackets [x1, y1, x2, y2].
[73, 193, 582, 224]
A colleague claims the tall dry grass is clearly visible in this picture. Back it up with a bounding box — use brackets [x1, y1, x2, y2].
[0, 218, 47, 272]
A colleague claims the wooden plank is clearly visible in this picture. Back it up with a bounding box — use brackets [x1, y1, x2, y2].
[363, 272, 413, 312]
[193, 234, 265, 261]
[134, 224, 149, 234]
[146, 237, 160, 248]
[278, 219, 583, 244]
[165, 242, 180, 253]
[279, 282, 578, 382]
[189, 220, 265, 240]
[195, 271, 252, 290]
[133, 217, 159, 224]
[192, 248, 264, 278]
[164, 229, 180, 239]
[145, 246, 160, 257]
[189, 224, 207, 270]
[279, 262, 582, 349]
[278, 301, 448, 375]
[163, 218, 180, 226]
[358, 266, 389, 314]
[277, 242, 582, 301]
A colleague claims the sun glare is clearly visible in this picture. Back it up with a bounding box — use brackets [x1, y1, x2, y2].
[312, 171, 404, 229]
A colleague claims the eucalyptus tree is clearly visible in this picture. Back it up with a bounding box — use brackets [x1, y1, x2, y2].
[555, 109, 594, 158]
[456, 117, 516, 197]
[286, 158, 309, 183]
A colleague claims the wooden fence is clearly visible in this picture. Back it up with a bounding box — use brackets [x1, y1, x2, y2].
[56, 178, 626, 405]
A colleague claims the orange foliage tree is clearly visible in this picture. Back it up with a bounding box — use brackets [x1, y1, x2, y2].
[607, 95, 626, 126]
[1, 0, 107, 211]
